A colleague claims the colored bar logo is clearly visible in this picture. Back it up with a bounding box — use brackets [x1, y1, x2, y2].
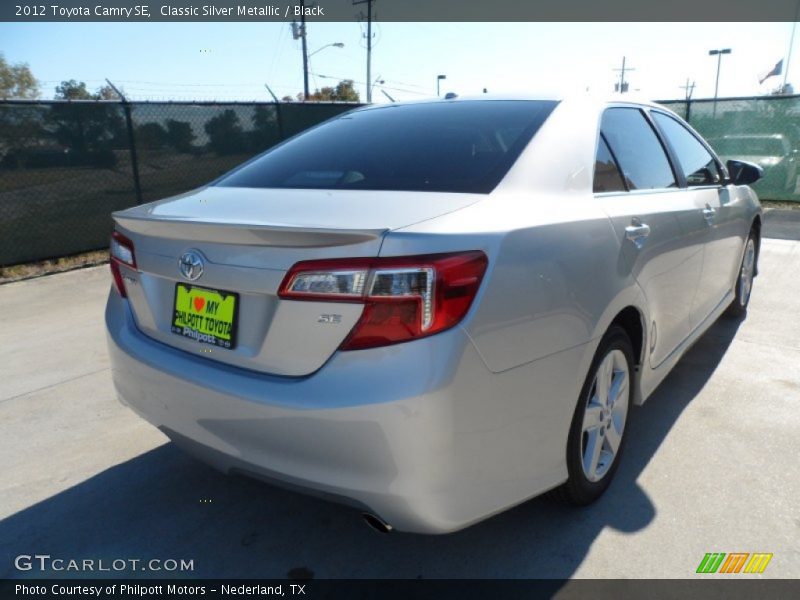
[696, 553, 773, 574]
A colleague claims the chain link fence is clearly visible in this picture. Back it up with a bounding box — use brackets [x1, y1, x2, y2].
[0, 100, 360, 266]
[660, 95, 800, 202]
[2, 96, 798, 266]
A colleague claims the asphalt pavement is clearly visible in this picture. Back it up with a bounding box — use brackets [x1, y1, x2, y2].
[763, 208, 800, 241]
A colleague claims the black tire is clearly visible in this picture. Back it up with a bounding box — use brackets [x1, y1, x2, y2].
[551, 325, 634, 506]
[726, 229, 758, 319]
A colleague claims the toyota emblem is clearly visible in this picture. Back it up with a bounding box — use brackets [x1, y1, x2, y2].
[178, 251, 204, 281]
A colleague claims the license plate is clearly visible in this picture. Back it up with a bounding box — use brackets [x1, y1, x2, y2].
[171, 283, 239, 349]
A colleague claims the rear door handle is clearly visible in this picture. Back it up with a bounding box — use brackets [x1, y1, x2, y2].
[703, 205, 716, 224]
[625, 219, 651, 249]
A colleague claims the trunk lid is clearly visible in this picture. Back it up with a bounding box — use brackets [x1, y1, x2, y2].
[113, 186, 480, 377]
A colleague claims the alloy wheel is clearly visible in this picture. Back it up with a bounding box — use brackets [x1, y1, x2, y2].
[580, 349, 630, 483]
[738, 238, 756, 308]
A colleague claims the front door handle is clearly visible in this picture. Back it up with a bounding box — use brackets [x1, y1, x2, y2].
[703, 204, 716, 224]
[625, 218, 651, 249]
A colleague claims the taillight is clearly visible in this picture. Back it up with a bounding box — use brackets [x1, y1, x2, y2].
[278, 251, 488, 350]
[109, 231, 136, 297]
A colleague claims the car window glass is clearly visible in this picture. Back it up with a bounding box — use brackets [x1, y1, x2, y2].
[216, 100, 557, 194]
[593, 135, 626, 193]
[652, 112, 721, 186]
[600, 108, 676, 190]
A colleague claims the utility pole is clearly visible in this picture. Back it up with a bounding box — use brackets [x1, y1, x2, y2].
[353, 0, 375, 103]
[680, 78, 696, 100]
[680, 78, 696, 123]
[613, 56, 634, 93]
[708, 48, 731, 118]
[291, 4, 310, 100]
[300, 1, 309, 101]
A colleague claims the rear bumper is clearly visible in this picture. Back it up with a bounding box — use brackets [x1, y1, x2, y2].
[106, 288, 579, 533]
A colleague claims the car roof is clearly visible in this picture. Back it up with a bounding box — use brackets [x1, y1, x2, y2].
[358, 92, 666, 108]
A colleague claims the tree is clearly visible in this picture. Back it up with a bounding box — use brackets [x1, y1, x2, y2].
[165, 119, 196, 153]
[250, 105, 281, 150]
[54, 79, 93, 100]
[0, 54, 39, 99]
[0, 104, 44, 168]
[48, 80, 125, 165]
[204, 109, 246, 155]
[292, 79, 361, 102]
[54, 80, 121, 101]
[136, 122, 169, 150]
[96, 84, 121, 100]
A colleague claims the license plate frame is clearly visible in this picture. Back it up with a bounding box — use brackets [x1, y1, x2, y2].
[171, 283, 239, 350]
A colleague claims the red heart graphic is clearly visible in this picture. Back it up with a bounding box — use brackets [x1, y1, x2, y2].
[193, 297, 205, 312]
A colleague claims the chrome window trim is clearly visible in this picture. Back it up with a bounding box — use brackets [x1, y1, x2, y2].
[594, 187, 683, 198]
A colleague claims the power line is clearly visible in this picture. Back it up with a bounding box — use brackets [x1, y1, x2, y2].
[115, 80, 292, 88]
[310, 71, 427, 96]
[267, 21, 289, 87]
[381, 78, 428, 90]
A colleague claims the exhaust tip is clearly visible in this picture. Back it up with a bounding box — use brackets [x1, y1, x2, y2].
[362, 512, 393, 534]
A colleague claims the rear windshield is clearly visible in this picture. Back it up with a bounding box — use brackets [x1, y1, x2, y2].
[215, 100, 558, 194]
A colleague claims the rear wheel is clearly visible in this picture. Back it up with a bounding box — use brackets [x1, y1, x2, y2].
[726, 231, 757, 318]
[552, 326, 633, 505]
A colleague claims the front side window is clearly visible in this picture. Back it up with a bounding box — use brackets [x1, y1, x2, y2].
[652, 112, 721, 186]
[215, 100, 558, 194]
[600, 108, 676, 191]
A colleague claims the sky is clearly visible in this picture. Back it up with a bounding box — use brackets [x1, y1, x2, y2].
[1, 21, 798, 103]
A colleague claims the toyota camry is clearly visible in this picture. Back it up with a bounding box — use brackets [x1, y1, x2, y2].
[105, 95, 763, 534]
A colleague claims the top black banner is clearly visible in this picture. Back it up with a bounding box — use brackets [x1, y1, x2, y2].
[3, 0, 800, 22]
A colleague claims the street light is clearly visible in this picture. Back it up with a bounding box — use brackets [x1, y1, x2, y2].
[436, 74, 446, 97]
[302, 42, 344, 101]
[709, 48, 731, 117]
[370, 75, 386, 99]
[308, 42, 345, 59]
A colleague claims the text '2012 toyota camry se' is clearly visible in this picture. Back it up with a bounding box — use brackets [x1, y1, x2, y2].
[105, 95, 763, 534]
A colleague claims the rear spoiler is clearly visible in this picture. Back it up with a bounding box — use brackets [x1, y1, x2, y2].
[112, 213, 386, 248]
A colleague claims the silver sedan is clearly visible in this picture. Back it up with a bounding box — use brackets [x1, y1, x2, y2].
[105, 95, 762, 534]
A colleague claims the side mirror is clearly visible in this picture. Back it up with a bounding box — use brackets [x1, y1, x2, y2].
[726, 160, 763, 186]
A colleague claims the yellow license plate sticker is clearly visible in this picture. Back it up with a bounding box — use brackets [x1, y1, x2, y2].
[171, 284, 239, 349]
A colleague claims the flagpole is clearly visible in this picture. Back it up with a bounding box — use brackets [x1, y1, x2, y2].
[783, 0, 800, 90]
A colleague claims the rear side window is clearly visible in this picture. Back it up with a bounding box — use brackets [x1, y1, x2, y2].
[593, 135, 627, 193]
[600, 108, 676, 191]
[216, 100, 558, 194]
[652, 112, 722, 186]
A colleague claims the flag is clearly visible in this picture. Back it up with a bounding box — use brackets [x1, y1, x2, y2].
[758, 59, 783, 84]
